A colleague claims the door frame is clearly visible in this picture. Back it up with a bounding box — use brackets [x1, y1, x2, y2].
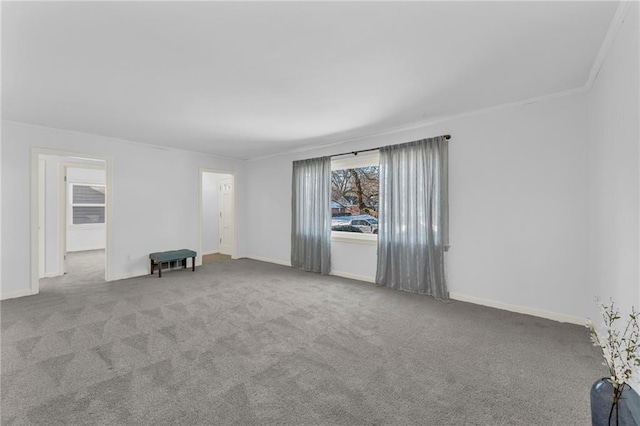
[58, 162, 108, 276]
[198, 168, 237, 266]
[30, 148, 113, 296]
[38, 159, 46, 278]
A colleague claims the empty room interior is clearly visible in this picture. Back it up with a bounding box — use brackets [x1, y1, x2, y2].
[1, 1, 639, 425]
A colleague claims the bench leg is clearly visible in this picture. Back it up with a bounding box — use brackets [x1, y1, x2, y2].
[192, 257, 195, 271]
[159, 262, 162, 278]
[183, 258, 187, 269]
[150, 259, 154, 275]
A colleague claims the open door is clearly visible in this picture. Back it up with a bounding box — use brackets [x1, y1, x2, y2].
[219, 177, 234, 255]
[200, 170, 235, 264]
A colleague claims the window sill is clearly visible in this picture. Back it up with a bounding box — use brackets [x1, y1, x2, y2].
[331, 231, 377, 245]
[68, 223, 106, 229]
[330, 234, 451, 250]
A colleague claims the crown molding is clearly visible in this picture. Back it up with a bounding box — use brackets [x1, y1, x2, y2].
[248, 84, 589, 163]
[1, 120, 244, 163]
[585, 1, 632, 90]
[248, 2, 633, 163]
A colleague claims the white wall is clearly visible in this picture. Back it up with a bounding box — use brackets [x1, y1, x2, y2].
[0, 123, 2, 299]
[67, 229, 105, 253]
[330, 239, 377, 282]
[1, 122, 246, 298]
[202, 172, 220, 254]
[246, 93, 591, 321]
[66, 166, 107, 252]
[587, 4, 639, 316]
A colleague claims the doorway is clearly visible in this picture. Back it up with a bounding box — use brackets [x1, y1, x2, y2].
[31, 149, 111, 295]
[199, 170, 235, 265]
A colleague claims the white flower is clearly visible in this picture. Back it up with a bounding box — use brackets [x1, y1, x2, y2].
[590, 300, 640, 394]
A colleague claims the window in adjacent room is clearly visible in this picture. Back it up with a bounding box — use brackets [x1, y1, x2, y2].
[70, 184, 106, 225]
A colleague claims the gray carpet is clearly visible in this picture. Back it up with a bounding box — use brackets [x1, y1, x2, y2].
[1, 258, 603, 425]
[39, 249, 106, 291]
[203, 253, 232, 264]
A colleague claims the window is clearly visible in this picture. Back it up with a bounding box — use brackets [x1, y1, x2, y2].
[331, 151, 379, 241]
[70, 184, 106, 225]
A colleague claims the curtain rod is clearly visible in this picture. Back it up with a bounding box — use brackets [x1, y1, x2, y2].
[330, 134, 451, 158]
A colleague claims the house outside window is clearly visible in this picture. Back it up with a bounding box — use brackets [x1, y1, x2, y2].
[70, 184, 106, 225]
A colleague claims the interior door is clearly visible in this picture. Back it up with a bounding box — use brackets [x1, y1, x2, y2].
[219, 177, 234, 255]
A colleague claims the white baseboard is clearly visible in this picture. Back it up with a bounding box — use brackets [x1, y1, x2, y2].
[180, 254, 589, 326]
[1, 288, 38, 300]
[113, 262, 198, 281]
[112, 272, 144, 281]
[67, 246, 106, 253]
[242, 256, 377, 284]
[243, 255, 292, 267]
[41, 271, 63, 279]
[203, 250, 219, 256]
[331, 270, 376, 283]
[449, 292, 587, 325]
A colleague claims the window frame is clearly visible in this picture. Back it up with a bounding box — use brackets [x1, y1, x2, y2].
[330, 151, 379, 244]
[68, 183, 106, 227]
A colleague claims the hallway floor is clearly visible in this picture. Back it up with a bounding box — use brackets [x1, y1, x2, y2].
[40, 249, 105, 292]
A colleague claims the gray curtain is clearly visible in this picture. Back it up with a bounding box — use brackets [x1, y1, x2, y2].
[375, 136, 449, 300]
[291, 156, 332, 275]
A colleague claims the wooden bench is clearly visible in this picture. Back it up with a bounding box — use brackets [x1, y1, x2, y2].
[149, 249, 197, 278]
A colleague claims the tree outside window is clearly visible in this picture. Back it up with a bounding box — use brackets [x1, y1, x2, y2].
[331, 164, 379, 234]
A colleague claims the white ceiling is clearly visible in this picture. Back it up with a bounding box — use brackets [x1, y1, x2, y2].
[2, 1, 618, 160]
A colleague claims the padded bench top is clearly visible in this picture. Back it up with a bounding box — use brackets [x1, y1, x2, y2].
[149, 249, 197, 263]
